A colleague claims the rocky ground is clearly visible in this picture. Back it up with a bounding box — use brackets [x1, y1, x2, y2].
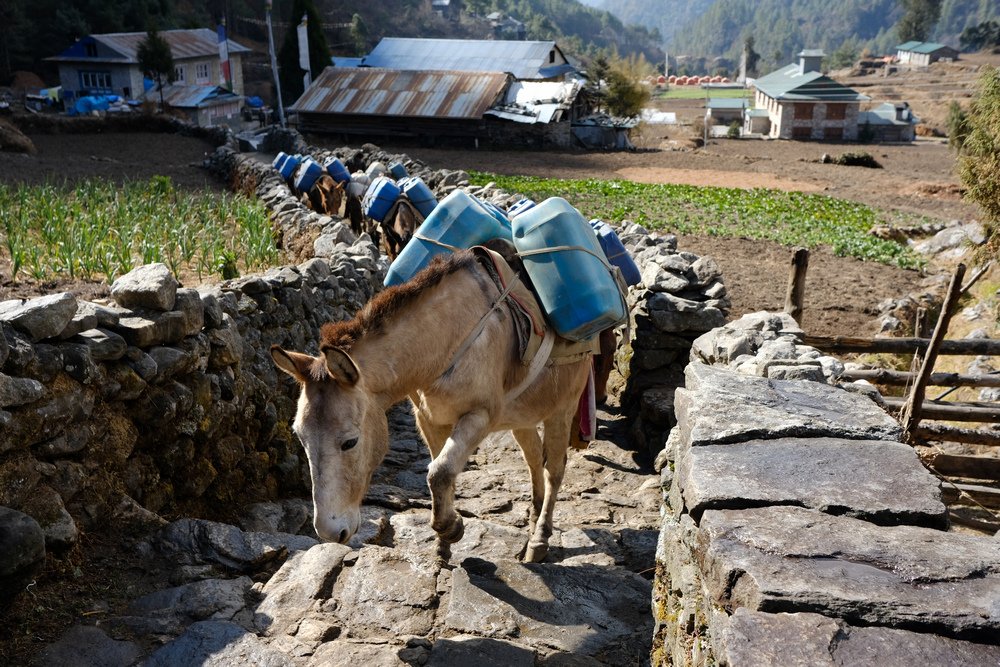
[19, 401, 662, 666]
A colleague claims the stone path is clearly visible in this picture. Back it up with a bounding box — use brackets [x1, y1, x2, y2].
[39, 401, 661, 666]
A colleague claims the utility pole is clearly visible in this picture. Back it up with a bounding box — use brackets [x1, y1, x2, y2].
[266, 0, 286, 127]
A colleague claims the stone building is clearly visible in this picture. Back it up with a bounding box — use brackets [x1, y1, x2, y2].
[749, 50, 868, 141]
[48, 29, 251, 105]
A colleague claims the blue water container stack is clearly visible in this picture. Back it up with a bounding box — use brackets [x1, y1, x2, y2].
[277, 154, 301, 181]
[324, 157, 351, 184]
[589, 219, 642, 286]
[388, 161, 409, 180]
[272, 152, 288, 170]
[399, 177, 438, 219]
[507, 198, 537, 218]
[512, 198, 627, 341]
[384, 189, 514, 287]
[363, 176, 402, 222]
[294, 158, 324, 192]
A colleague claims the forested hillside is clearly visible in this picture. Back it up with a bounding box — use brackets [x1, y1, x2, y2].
[598, 0, 1000, 65]
[0, 0, 663, 85]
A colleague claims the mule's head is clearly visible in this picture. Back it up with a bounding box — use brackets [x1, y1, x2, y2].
[271, 344, 388, 544]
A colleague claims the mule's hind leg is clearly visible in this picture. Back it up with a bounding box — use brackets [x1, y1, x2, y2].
[512, 427, 544, 530]
[427, 410, 489, 556]
[524, 413, 573, 563]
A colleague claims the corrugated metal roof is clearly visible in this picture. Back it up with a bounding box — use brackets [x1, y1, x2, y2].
[483, 79, 578, 124]
[361, 38, 574, 80]
[895, 41, 922, 51]
[50, 29, 251, 63]
[907, 42, 952, 54]
[860, 102, 920, 126]
[706, 98, 746, 109]
[144, 84, 242, 108]
[753, 64, 868, 102]
[289, 68, 510, 119]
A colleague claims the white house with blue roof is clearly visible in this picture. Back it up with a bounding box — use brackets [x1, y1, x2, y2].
[749, 50, 869, 141]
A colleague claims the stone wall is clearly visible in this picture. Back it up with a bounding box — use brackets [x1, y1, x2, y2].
[652, 318, 1000, 665]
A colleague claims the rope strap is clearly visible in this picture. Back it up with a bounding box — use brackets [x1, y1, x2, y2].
[413, 232, 461, 253]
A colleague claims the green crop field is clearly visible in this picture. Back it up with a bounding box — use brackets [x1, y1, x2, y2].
[470, 172, 924, 269]
[655, 87, 750, 100]
[0, 176, 279, 284]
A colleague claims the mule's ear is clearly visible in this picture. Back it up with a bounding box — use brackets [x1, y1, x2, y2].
[271, 345, 315, 383]
[321, 345, 360, 386]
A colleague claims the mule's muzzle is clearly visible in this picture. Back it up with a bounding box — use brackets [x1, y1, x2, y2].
[315, 512, 360, 545]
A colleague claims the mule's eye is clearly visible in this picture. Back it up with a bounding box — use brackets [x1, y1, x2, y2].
[341, 437, 358, 452]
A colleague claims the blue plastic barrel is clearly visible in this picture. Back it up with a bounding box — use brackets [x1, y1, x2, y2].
[294, 158, 324, 192]
[324, 157, 351, 184]
[590, 220, 642, 286]
[388, 161, 408, 180]
[400, 177, 438, 219]
[474, 196, 512, 234]
[278, 154, 301, 181]
[384, 189, 513, 287]
[363, 176, 402, 222]
[512, 198, 627, 341]
[271, 152, 288, 170]
[508, 198, 537, 218]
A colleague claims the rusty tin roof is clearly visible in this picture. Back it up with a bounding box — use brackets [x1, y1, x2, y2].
[289, 68, 511, 119]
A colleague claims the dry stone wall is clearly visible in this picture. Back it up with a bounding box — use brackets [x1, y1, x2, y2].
[652, 330, 1000, 666]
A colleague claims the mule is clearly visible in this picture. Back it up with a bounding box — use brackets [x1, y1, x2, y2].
[271, 250, 591, 562]
[344, 192, 365, 237]
[379, 197, 423, 261]
[306, 175, 345, 216]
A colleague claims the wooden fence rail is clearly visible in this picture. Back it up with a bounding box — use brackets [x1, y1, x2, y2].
[803, 335, 1000, 356]
[882, 396, 1000, 423]
[841, 369, 1000, 387]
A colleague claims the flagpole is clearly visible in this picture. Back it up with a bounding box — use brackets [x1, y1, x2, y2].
[266, 0, 286, 127]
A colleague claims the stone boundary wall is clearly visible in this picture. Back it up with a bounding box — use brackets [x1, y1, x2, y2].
[652, 317, 1000, 666]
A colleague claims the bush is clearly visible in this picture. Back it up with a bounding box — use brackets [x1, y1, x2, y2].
[726, 121, 741, 139]
[832, 151, 882, 168]
[957, 66, 1000, 265]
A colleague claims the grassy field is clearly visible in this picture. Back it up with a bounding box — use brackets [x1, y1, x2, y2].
[0, 176, 278, 283]
[654, 86, 750, 100]
[470, 172, 925, 269]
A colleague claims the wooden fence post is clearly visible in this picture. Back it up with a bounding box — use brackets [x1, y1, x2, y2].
[784, 247, 809, 325]
[900, 263, 966, 438]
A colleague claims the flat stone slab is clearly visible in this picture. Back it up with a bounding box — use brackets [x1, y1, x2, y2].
[675, 363, 902, 447]
[717, 609, 1000, 667]
[445, 557, 651, 662]
[675, 437, 946, 527]
[37, 625, 142, 667]
[254, 542, 352, 636]
[697, 506, 1000, 643]
[333, 545, 439, 638]
[145, 619, 291, 667]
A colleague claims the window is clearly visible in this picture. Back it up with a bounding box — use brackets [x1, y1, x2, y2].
[825, 104, 846, 120]
[793, 103, 813, 120]
[79, 71, 112, 93]
[792, 126, 812, 140]
[549, 50, 555, 63]
[85, 43, 97, 57]
[196, 62, 211, 84]
[174, 65, 186, 84]
[824, 127, 843, 141]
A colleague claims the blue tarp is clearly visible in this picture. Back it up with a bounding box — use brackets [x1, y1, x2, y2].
[68, 95, 120, 116]
[246, 95, 264, 108]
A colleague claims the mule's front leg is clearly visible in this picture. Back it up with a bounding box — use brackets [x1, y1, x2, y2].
[426, 410, 489, 558]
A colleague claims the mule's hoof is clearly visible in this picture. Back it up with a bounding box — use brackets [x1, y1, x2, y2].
[436, 515, 465, 544]
[524, 540, 548, 563]
[436, 539, 453, 565]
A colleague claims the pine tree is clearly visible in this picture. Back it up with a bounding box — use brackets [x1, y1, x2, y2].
[137, 27, 174, 110]
[278, 0, 331, 106]
[957, 66, 1000, 265]
[896, 0, 942, 43]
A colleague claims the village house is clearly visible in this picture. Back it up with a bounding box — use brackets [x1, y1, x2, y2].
[858, 101, 920, 142]
[357, 38, 578, 81]
[706, 98, 746, 127]
[895, 41, 959, 67]
[293, 38, 596, 148]
[48, 28, 251, 105]
[144, 83, 245, 128]
[747, 50, 868, 141]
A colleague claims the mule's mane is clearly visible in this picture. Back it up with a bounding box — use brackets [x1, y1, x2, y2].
[320, 251, 479, 349]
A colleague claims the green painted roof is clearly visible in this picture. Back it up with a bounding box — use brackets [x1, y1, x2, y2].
[895, 41, 921, 51]
[896, 41, 954, 54]
[706, 98, 746, 109]
[752, 64, 868, 102]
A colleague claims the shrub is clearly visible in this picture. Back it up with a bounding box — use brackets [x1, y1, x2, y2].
[832, 151, 882, 168]
[726, 121, 741, 139]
